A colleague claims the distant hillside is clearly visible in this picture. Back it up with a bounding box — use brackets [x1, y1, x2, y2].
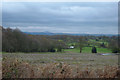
[24, 32, 117, 36]
[25, 32, 55, 35]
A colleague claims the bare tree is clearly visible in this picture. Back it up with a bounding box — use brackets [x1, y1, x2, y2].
[78, 36, 86, 53]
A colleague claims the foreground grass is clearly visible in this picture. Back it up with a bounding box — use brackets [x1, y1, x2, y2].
[2, 51, 65, 54]
[2, 58, 119, 78]
[3, 52, 118, 69]
[2, 52, 118, 78]
[64, 47, 112, 53]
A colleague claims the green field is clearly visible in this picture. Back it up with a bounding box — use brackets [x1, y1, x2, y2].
[64, 47, 112, 53]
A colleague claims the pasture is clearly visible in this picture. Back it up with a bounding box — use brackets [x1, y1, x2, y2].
[64, 47, 112, 53]
[2, 52, 118, 69]
[2, 52, 119, 78]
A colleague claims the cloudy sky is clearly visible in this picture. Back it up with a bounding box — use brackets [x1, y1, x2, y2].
[2, 2, 118, 34]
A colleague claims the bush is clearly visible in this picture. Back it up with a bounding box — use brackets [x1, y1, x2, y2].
[92, 47, 97, 53]
[111, 48, 120, 53]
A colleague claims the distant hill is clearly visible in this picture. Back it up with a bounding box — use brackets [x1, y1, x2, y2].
[24, 32, 117, 36]
[25, 32, 55, 35]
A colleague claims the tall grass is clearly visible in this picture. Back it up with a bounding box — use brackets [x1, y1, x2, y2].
[2, 58, 120, 78]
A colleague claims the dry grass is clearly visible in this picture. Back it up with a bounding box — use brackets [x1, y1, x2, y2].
[2, 57, 120, 78]
[2, 53, 118, 69]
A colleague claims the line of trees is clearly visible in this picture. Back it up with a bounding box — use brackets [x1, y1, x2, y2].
[2, 27, 65, 53]
[2, 26, 119, 53]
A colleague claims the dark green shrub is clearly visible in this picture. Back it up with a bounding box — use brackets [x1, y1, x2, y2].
[92, 47, 97, 53]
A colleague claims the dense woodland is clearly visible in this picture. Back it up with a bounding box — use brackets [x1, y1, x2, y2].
[1, 26, 120, 53]
[2, 27, 65, 52]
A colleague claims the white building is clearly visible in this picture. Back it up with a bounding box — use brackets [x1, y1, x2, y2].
[69, 46, 74, 49]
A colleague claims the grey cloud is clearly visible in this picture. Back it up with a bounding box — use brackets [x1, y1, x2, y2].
[2, 2, 118, 34]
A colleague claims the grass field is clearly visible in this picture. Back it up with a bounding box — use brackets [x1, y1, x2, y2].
[2, 52, 118, 78]
[64, 47, 112, 53]
[3, 52, 117, 68]
[2, 52, 119, 78]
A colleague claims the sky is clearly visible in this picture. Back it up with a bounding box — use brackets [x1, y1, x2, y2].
[2, 2, 118, 34]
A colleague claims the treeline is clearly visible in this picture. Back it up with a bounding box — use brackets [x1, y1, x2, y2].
[2, 27, 65, 52]
[2, 26, 119, 53]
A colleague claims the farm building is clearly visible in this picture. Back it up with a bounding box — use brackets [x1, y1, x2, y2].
[69, 46, 74, 49]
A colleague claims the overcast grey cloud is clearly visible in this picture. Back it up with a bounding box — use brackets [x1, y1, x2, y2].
[2, 2, 118, 34]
